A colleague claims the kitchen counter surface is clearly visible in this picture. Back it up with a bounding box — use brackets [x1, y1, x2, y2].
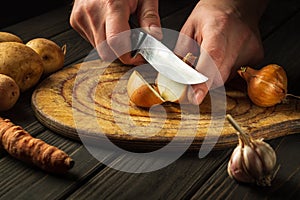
[1, 0, 300, 199]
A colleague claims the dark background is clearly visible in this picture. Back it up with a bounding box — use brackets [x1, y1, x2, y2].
[0, 0, 72, 28]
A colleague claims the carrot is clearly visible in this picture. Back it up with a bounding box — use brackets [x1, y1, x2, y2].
[0, 117, 74, 173]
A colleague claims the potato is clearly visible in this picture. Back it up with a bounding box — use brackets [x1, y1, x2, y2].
[0, 74, 20, 111]
[0, 42, 44, 92]
[0, 32, 23, 43]
[26, 38, 66, 75]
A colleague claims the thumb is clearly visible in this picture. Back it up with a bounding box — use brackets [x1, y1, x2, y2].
[137, 0, 163, 40]
[188, 84, 209, 105]
[187, 46, 218, 105]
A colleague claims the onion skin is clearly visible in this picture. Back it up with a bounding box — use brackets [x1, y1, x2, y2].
[238, 64, 288, 107]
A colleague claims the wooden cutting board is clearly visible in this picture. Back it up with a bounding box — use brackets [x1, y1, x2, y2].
[31, 59, 300, 151]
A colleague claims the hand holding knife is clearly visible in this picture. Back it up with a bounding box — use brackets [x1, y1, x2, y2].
[131, 28, 208, 85]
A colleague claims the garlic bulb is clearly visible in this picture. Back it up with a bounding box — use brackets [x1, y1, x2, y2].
[226, 114, 277, 186]
[238, 64, 288, 107]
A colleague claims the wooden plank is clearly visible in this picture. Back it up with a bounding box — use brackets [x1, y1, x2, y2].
[190, 9, 300, 200]
[60, 1, 300, 200]
[190, 134, 300, 199]
[260, 11, 300, 95]
[67, 150, 231, 200]
[1, 5, 72, 42]
[0, 129, 117, 200]
[0, 2, 196, 198]
[0, 0, 71, 28]
[0, 90, 40, 126]
[0, 5, 98, 200]
[55, 30, 94, 66]
[0, 0, 298, 199]
[0, 129, 76, 198]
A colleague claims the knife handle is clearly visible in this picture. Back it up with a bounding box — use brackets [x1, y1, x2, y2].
[128, 18, 147, 58]
[131, 29, 147, 58]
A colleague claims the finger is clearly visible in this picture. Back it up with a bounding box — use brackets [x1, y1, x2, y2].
[97, 20, 144, 64]
[95, 34, 117, 62]
[173, 24, 200, 62]
[105, 4, 139, 64]
[70, 1, 115, 61]
[188, 83, 209, 105]
[187, 41, 228, 105]
[70, 1, 97, 47]
[199, 34, 226, 72]
[137, 0, 163, 40]
[187, 49, 216, 105]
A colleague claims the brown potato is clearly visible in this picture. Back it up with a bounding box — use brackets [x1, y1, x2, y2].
[26, 38, 66, 75]
[0, 74, 20, 111]
[0, 32, 23, 43]
[0, 42, 44, 92]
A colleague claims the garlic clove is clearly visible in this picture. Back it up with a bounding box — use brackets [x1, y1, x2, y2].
[242, 144, 264, 180]
[252, 139, 276, 173]
[227, 145, 255, 183]
[156, 73, 188, 103]
[127, 70, 165, 108]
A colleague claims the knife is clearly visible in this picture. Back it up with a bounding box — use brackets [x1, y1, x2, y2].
[131, 28, 208, 85]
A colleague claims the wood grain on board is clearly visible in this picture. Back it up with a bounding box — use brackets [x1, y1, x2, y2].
[31, 60, 300, 151]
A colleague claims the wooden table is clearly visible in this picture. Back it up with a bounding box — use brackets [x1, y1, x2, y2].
[1, 0, 300, 199]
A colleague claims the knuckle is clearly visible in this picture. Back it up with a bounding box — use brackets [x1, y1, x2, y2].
[70, 7, 83, 28]
[142, 10, 160, 21]
[106, 0, 124, 12]
[97, 49, 113, 61]
[206, 47, 225, 66]
[106, 34, 121, 48]
[70, 13, 83, 29]
[70, 0, 98, 28]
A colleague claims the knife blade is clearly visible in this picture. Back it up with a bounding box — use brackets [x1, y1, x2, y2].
[131, 29, 208, 85]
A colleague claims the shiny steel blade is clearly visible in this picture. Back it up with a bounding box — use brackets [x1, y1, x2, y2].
[132, 29, 208, 85]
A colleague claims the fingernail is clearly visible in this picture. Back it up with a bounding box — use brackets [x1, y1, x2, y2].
[189, 88, 204, 105]
[148, 25, 163, 40]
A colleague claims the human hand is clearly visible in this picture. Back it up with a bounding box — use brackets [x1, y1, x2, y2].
[174, 0, 269, 105]
[70, 0, 163, 65]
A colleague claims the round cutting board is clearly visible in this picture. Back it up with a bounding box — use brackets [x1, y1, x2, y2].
[31, 59, 300, 151]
